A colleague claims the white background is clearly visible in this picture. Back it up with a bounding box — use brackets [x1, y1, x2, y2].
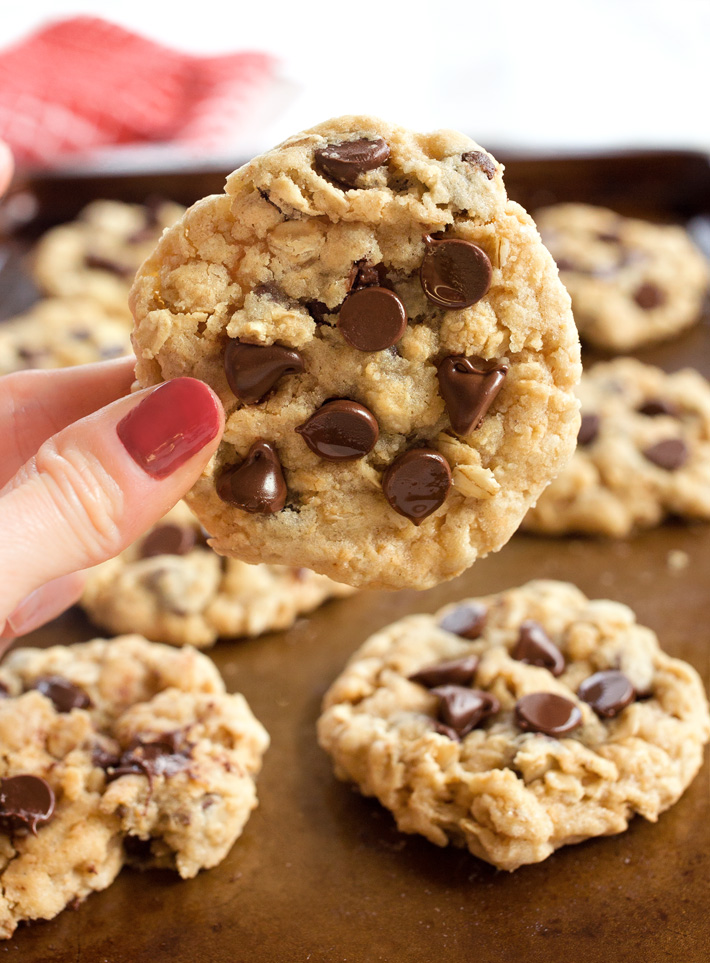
[2, 0, 708, 155]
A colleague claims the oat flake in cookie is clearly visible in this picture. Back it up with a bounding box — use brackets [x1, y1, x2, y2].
[317, 580, 709, 871]
[536, 203, 709, 353]
[130, 116, 581, 589]
[0, 635, 268, 938]
[81, 501, 354, 647]
[524, 358, 710, 537]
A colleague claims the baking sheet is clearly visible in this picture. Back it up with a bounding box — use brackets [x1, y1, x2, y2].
[3, 151, 710, 962]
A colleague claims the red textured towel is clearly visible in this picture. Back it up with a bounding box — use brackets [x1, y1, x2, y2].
[0, 17, 280, 166]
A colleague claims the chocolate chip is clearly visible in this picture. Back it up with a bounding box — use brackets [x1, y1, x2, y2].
[296, 400, 379, 461]
[348, 260, 391, 292]
[577, 413, 600, 447]
[596, 231, 621, 243]
[431, 685, 500, 739]
[314, 137, 390, 187]
[437, 356, 508, 435]
[410, 654, 479, 688]
[578, 670, 635, 718]
[514, 692, 582, 736]
[83, 253, 133, 277]
[512, 621, 565, 677]
[92, 745, 121, 771]
[420, 235, 492, 309]
[461, 151, 496, 179]
[638, 398, 679, 417]
[642, 438, 688, 470]
[338, 287, 407, 351]
[438, 603, 487, 639]
[634, 282, 666, 310]
[216, 441, 287, 514]
[252, 282, 289, 303]
[100, 345, 127, 359]
[139, 523, 197, 559]
[33, 676, 91, 713]
[382, 448, 451, 525]
[305, 300, 332, 324]
[224, 341, 304, 405]
[107, 735, 191, 785]
[0, 774, 55, 835]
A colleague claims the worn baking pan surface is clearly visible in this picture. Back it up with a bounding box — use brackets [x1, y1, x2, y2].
[3, 151, 710, 962]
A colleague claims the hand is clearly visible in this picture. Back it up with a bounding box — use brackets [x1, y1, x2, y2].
[0, 144, 224, 645]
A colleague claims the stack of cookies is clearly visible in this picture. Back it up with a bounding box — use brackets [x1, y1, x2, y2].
[2, 116, 709, 943]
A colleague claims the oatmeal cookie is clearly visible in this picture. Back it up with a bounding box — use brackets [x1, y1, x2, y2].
[81, 501, 354, 647]
[318, 580, 709, 871]
[524, 358, 710, 536]
[130, 115, 581, 589]
[0, 635, 268, 938]
[536, 203, 708, 352]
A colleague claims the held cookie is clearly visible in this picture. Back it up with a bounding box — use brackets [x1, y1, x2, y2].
[0, 297, 131, 374]
[130, 115, 581, 590]
[32, 198, 185, 322]
[536, 203, 709, 353]
[0, 635, 268, 939]
[317, 580, 709, 871]
[81, 501, 354, 647]
[524, 358, 710, 537]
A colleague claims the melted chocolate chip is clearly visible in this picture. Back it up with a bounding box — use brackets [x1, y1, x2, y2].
[305, 300, 332, 324]
[348, 260, 391, 291]
[216, 441, 287, 514]
[107, 735, 191, 785]
[514, 692, 582, 736]
[577, 413, 600, 447]
[0, 774, 55, 834]
[420, 235, 492, 309]
[338, 287, 407, 352]
[92, 745, 121, 771]
[638, 398, 679, 418]
[33, 676, 91, 713]
[409, 654, 479, 688]
[642, 438, 688, 470]
[461, 151, 496, 179]
[84, 253, 133, 277]
[139, 523, 197, 559]
[296, 400, 379, 461]
[634, 282, 666, 310]
[437, 356, 508, 435]
[382, 448, 451, 525]
[224, 341, 304, 405]
[512, 621, 565, 677]
[578, 670, 635, 718]
[431, 685, 500, 739]
[438, 603, 487, 639]
[314, 137, 390, 187]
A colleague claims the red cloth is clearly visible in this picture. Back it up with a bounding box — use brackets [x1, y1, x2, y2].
[0, 17, 279, 165]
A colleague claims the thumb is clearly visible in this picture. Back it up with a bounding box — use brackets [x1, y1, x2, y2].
[0, 377, 223, 621]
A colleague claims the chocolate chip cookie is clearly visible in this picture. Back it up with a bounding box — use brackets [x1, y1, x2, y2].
[81, 501, 354, 647]
[0, 635, 268, 938]
[32, 198, 185, 322]
[536, 203, 709, 352]
[130, 115, 581, 590]
[317, 580, 709, 871]
[524, 358, 710, 537]
[0, 297, 131, 374]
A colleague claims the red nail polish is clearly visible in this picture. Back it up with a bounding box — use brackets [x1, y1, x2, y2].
[117, 378, 222, 479]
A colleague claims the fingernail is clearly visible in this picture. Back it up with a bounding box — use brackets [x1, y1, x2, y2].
[3, 587, 42, 638]
[117, 378, 222, 479]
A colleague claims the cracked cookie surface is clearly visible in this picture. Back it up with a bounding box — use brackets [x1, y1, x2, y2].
[131, 115, 580, 589]
[317, 580, 709, 870]
[524, 358, 710, 537]
[81, 501, 354, 647]
[0, 635, 268, 938]
[536, 203, 708, 353]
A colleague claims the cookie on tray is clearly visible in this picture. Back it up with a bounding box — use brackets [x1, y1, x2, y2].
[318, 580, 709, 871]
[130, 115, 581, 590]
[0, 635, 269, 939]
[81, 501, 354, 648]
[32, 198, 185, 322]
[535, 203, 709, 353]
[524, 358, 710, 537]
[0, 297, 131, 374]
